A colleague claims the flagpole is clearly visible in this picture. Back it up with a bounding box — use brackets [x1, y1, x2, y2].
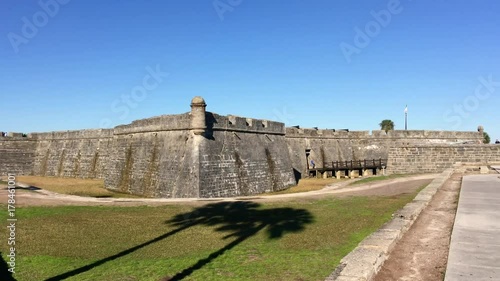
[405, 105, 408, 130]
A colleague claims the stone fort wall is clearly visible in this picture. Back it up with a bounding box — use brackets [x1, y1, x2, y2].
[31, 129, 113, 179]
[199, 113, 295, 197]
[285, 127, 482, 178]
[0, 133, 36, 176]
[101, 108, 296, 198]
[387, 144, 500, 174]
[0, 97, 296, 198]
[0, 97, 487, 198]
[105, 113, 201, 198]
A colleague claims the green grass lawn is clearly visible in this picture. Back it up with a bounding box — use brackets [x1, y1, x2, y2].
[0, 190, 422, 281]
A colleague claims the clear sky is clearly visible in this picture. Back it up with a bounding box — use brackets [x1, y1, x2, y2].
[1, 0, 499, 141]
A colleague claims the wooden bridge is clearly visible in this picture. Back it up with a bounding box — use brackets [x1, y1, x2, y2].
[308, 158, 388, 179]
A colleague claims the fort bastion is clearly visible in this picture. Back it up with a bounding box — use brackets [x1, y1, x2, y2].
[1, 97, 498, 198]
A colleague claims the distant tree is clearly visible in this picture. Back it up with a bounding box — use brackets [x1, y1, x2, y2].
[483, 131, 491, 144]
[379, 120, 395, 133]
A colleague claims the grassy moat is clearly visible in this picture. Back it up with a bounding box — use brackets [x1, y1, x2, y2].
[0, 175, 426, 280]
[0, 191, 424, 280]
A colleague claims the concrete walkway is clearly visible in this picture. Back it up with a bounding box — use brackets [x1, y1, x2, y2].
[445, 174, 500, 281]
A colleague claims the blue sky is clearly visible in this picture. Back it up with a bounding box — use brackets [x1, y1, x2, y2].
[1, 0, 499, 141]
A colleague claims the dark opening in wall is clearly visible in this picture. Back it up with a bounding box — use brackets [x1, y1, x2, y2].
[305, 149, 311, 169]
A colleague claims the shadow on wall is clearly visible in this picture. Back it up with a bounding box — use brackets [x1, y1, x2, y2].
[45, 201, 314, 281]
[293, 168, 302, 183]
[204, 112, 217, 140]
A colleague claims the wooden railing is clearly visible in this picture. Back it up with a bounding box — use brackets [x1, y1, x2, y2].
[319, 159, 387, 170]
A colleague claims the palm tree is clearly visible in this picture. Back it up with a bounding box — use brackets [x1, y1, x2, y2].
[379, 119, 395, 132]
[483, 131, 491, 144]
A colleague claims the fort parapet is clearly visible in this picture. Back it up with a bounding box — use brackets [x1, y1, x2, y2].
[285, 127, 481, 177]
[0, 97, 491, 198]
[387, 144, 500, 174]
[285, 127, 480, 140]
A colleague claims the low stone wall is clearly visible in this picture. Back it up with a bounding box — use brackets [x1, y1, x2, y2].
[387, 144, 500, 174]
[326, 169, 454, 280]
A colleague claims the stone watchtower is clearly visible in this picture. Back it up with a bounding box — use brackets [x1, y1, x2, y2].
[478, 125, 484, 135]
[191, 96, 207, 135]
[478, 125, 485, 143]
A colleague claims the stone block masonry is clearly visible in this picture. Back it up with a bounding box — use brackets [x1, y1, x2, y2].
[199, 113, 296, 197]
[0, 96, 488, 198]
[0, 97, 296, 198]
[387, 144, 500, 174]
[103, 99, 296, 198]
[286, 127, 482, 178]
[0, 135, 36, 175]
[31, 129, 113, 179]
[105, 113, 200, 198]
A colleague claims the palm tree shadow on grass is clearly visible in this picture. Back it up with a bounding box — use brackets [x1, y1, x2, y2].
[46, 201, 313, 281]
[0, 251, 16, 281]
[165, 201, 314, 280]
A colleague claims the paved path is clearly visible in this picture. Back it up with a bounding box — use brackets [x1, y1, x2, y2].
[1, 174, 436, 206]
[445, 174, 500, 281]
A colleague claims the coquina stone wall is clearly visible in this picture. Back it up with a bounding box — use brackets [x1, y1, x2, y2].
[0, 102, 296, 198]
[31, 129, 113, 178]
[0, 96, 488, 198]
[0, 134, 36, 175]
[103, 109, 296, 197]
[199, 113, 296, 197]
[387, 144, 500, 174]
[104, 113, 200, 198]
[286, 127, 482, 178]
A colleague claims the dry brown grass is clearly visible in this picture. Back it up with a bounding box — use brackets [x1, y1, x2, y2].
[264, 177, 344, 195]
[16, 176, 141, 198]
